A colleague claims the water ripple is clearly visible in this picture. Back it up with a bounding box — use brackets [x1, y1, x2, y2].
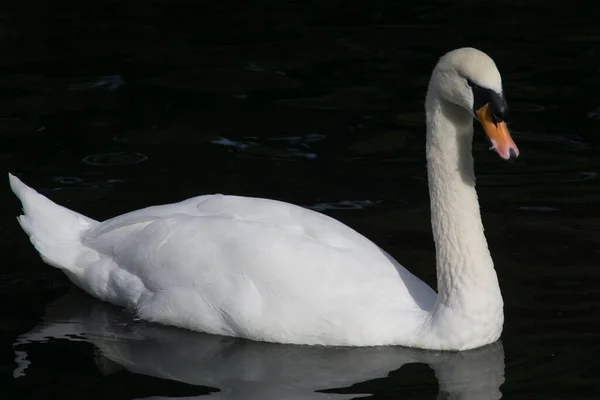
[586, 108, 600, 120]
[81, 152, 148, 167]
[510, 102, 547, 112]
[517, 206, 561, 212]
[68, 75, 124, 91]
[512, 131, 590, 151]
[210, 134, 325, 160]
[52, 176, 127, 190]
[308, 200, 381, 212]
[211, 137, 258, 150]
[478, 171, 596, 186]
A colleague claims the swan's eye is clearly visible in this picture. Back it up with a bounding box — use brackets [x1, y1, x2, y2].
[491, 112, 500, 127]
[467, 79, 508, 123]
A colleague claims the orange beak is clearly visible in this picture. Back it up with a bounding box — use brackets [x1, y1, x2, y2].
[476, 103, 519, 160]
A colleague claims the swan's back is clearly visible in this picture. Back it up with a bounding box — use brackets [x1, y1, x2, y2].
[85, 193, 379, 252]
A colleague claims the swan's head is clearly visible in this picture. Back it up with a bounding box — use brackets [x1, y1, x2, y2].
[429, 47, 519, 161]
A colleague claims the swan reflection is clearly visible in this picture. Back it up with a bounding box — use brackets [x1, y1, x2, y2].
[14, 290, 505, 399]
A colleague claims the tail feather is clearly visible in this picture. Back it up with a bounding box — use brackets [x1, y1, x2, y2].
[9, 173, 99, 271]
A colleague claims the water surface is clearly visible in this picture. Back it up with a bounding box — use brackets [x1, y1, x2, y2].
[1, 1, 600, 399]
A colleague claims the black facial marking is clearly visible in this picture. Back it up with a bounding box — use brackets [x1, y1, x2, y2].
[467, 79, 509, 123]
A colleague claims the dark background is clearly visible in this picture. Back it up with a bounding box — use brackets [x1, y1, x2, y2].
[1, 1, 599, 398]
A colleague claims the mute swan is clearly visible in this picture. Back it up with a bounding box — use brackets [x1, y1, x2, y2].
[9, 47, 519, 351]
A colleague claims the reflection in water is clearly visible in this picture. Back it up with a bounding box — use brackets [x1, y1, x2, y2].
[14, 290, 505, 400]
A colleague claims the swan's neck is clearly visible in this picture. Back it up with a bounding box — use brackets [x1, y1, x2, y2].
[423, 91, 503, 349]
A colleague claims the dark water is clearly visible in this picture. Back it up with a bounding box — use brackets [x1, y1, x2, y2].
[1, 1, 600, 398]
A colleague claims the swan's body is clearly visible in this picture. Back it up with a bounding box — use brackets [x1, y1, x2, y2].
[9, 47, 519, 351]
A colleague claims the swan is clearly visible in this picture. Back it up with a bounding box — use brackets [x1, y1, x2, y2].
[9, 47, 519, 351]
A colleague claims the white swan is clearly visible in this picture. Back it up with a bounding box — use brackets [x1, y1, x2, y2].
[9, 47, 519, 351]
